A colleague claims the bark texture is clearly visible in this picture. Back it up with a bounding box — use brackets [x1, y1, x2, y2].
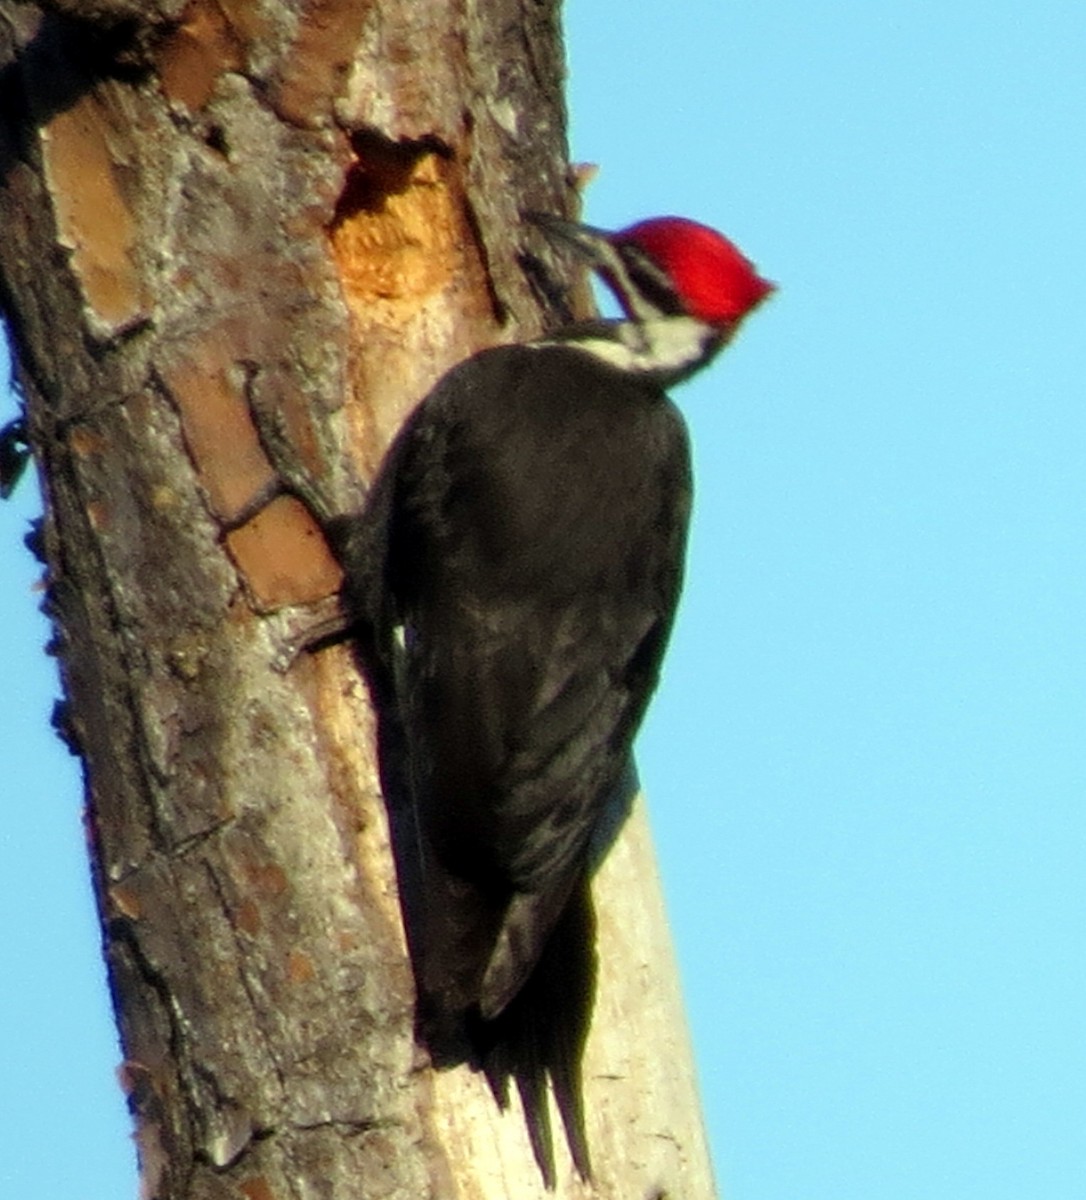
[0, 2, 718, 1197]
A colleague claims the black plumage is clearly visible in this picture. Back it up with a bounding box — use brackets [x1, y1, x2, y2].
[344, 342, 691, 1183]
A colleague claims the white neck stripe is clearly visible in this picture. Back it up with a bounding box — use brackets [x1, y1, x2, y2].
[536, 317, 723, 386]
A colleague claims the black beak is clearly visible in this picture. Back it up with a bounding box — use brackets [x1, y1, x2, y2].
[524, 212, 613, 267]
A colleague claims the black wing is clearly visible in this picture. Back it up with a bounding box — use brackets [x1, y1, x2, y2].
[355, 343, 691, 1180]
[384, 344, 689, 1001]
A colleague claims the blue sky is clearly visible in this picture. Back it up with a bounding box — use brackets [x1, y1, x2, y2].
[3, 4, 1084, 1196]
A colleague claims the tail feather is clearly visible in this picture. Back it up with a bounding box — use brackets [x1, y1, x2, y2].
[475, 881, 596, 1185]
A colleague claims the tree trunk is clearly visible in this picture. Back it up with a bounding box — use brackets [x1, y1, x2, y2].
[0, 3, 718, 1197]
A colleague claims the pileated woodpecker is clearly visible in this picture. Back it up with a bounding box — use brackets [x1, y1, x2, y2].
[346, 213, 773, 1184]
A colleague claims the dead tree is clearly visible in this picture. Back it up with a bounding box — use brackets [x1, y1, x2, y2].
[0, 2, 718, 1196]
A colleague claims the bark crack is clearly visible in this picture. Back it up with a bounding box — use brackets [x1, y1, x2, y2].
[202, 856, 291, 1100]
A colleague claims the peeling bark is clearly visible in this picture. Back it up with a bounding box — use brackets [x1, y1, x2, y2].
[0, 3, 718, 1197]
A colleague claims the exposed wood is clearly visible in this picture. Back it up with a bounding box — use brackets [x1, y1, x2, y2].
[0, 3, 719, 1196]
